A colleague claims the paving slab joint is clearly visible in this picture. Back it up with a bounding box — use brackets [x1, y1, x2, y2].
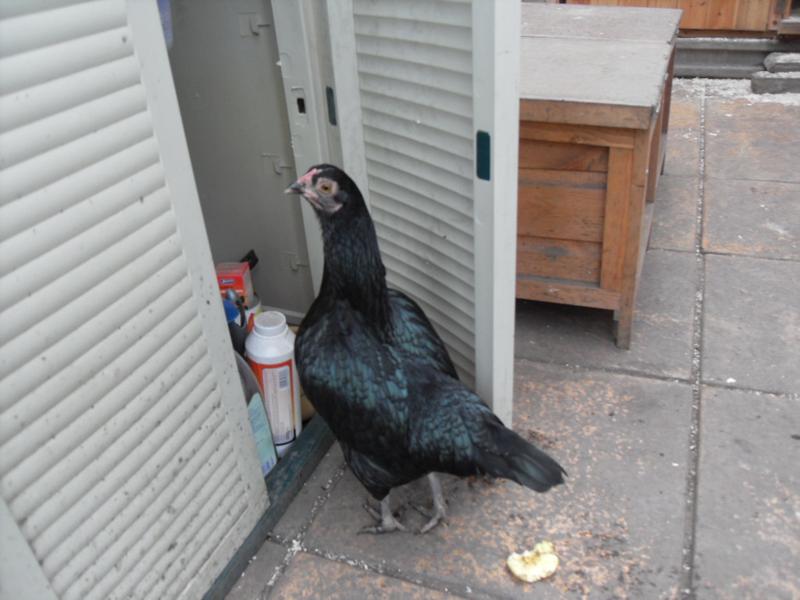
[679, 79, 708, 600]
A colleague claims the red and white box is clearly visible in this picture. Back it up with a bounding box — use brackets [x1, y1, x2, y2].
[216, 262, 255, 306]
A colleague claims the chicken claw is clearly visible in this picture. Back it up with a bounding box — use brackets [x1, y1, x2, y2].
[359, 496, 407, 534]
[413, 473, 448, 534]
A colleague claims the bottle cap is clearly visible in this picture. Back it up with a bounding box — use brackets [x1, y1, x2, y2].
[253, 311, 287, 337]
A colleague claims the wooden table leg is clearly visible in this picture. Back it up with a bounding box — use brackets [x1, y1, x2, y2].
[613, 127, 652, 349]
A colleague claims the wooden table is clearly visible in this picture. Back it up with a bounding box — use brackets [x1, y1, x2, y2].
[517, 3, 681, 348]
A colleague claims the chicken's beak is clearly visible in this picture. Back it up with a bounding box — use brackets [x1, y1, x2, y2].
[284, 181, 304, 195]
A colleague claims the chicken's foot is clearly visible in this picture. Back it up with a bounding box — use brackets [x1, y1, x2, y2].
[413, 473, 447, 534]
[359, 495, 407, 534]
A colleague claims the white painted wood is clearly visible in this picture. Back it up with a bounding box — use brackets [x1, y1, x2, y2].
[325, 0, 369, 202]
[271, 0, 331, 292]
[319, 0, 521, 420]
[0, 499, 58, 600]
[471, 1, 521, 425]
[0, 1, 268, 598]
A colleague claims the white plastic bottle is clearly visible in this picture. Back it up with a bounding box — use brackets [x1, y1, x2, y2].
[245, 311, 302, 457]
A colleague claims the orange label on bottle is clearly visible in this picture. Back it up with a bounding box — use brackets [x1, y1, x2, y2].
[247, 358, 296, 446]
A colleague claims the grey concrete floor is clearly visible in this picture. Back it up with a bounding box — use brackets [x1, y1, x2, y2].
[227, 79, 800, 600]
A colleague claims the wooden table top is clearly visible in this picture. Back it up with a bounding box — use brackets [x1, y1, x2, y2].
[519, 4, 681, 130]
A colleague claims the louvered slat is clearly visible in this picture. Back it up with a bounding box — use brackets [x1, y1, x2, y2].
[0, 254, 188, 411]
[354, 14, 472, 52]
[0, 183, 169, 298]
[353, 0, 471, 28]
[0, 55, 141, 133]
[365, 143, 472, 202]
[365, 158, 472, 217]
[47, 417, 230, 586]
[367, 176, 472, 236]
[353, 0, 476, 383]
[0, 163, 165, 276]
[0, 0, 125, 58]
[61, 406, 231, 600]
[363, 125, 471, 179]
[153, 479, 247, 600]
[25, 366, 218, 550]
[0, 110, 152, 205]
[86, 434, 235, 600]
[362, 107, 472, 159]
[0, 84, 147, 169]
[360, 91, 472, 142]
[357, 54, 472, 99]
[0, 296, 199, 498]
[0, 25, 134, 97]
[372, 205, 473, 272]
[0, 137, 160, 237]
[0, 215, 181, 374]
[0, 2, 267, 598]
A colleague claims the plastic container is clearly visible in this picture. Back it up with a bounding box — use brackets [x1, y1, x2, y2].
[245, 296, 262, 331]
[235, 353, 278, 476]
[245, 311, 302, 457]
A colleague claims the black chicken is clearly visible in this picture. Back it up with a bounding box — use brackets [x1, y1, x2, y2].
[287, 165, 565, 533]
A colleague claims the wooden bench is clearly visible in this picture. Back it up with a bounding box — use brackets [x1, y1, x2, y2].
[517, 3, 681, 348]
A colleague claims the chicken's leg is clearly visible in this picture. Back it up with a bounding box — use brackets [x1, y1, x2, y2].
[360, 493, 407, 534]
[417, 473, 447, 534]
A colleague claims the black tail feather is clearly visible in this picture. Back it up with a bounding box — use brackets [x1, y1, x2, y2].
[477, 422, 566, 492]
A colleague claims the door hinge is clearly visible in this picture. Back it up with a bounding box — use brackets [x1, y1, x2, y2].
[239, 13, 271, 37]
[262, 153, 293, 175]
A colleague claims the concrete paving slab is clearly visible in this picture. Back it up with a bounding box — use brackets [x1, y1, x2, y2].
[270, 445, 345, 543]
[702, 254, 800, 394]
[270, 552, 454, 600]
[752, 70, 800, 94]
[225, 540, 287, 600]
[703, 177, 800, 260]
[301, 362, 692, 599]
[664, 94, 701, 178]
[764, 52, 800, 73]
[705, 99, 800, 183]
[694, 386, 800, 599]
[516, 249, 695, 380]
[650, 175, 699, 253]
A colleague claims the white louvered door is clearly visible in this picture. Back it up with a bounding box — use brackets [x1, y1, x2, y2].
[0, 2, 268, 599]
[318, 0, 520, 423]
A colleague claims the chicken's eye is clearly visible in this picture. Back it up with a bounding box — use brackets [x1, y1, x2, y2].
[318, 181, 333, 194]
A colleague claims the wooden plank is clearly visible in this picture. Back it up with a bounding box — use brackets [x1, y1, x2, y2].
[681, 0, 711, 29]
[519, 139, 609, 172]
[600, 147, 634, 292]
[563, 0, 783, 31]
[707, 0, 738, 30]
[646, 104, 665, 202]
[632, 112, 658, 189]
[516, 275, 621, 310]
[520, 168, 607, 188]
[614, 173, 648, 349]
[518, 169, 606, 242]
[734, 0, 772, 30]
[637, 202, 656, 290]
[520, 121, 637, 149]
[517, 235, 602, 283]
[203, 416, 335, 600]
[520, 98, 653, 130]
